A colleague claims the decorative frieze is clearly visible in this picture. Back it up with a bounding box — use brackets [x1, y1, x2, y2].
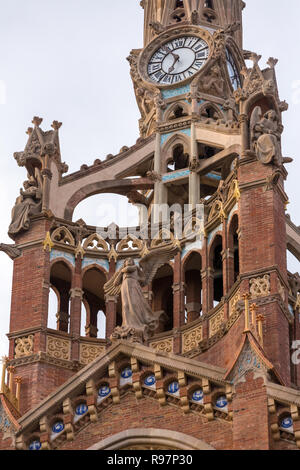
[79, 343, 106, 365]
[182, 325, 203, 353]
[229, 290, 241, 317]
[14, 335, 34, 358]
[150, 337, 174, 354]
[209, 309, 225, 338]
[250, 274, 271, 298]
[46, 336, 71, 361]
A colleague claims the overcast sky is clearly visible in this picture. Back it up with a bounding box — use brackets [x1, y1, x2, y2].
[0, 1, 299, 357]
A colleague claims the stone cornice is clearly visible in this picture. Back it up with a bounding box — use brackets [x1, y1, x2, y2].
[16, 340, 228, 435]
[266, 381, 300, 407]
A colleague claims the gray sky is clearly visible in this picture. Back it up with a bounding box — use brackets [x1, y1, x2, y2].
[0, 1, 299, 356]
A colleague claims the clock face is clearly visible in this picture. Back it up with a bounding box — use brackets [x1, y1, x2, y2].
[147, 36, 209, 85]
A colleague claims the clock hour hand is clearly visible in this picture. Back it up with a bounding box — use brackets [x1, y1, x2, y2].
[168, 53, 180, 74]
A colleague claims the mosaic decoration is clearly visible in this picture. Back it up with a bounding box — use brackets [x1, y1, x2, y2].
[215, 396, 228, 409]
[121, 367, 132, 379]
[206, 173, 222, 181]
[162, 84, 190, 99]
[191, 389, 204, 404]
[161, 128, 191, 146]
[52, 422, 64, 434]
[144, 375, 156, 387]
[50, 250, 75, 267]
[82, 257, 109, 271]
[98, 385, 111, 399]
[227, 203, 238, 223]
[0, 403, 12, 441]
[75, 404, 88, 416]
[162, 169, 190, 182]
[29, 440, 41, 450]
[167, 382, 180, 395]
[280, 417, 293, 433]
[208, 224, 223, 245]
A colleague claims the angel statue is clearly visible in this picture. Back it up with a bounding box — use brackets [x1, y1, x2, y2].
[104, 242, 179, 343]
[250, 107, 282, 166]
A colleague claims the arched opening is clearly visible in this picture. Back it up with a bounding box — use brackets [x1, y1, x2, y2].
[48, 287, 60, 330]
[184, 252, 202, 323]
[228, 215, 240, 287]
[49, 261, 72, 333]
[152, 264, 174, 332]
[82, 268, 107, 338]
[210, 235, 224, 308]
[72, 193, 140, 228]
[88, 428, 215, 450]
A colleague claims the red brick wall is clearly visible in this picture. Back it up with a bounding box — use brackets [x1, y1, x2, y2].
[232, 372, 270, 450]
[14, 362, 74, 415]
[58, 392, 233, 450]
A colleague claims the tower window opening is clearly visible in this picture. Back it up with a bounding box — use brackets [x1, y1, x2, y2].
[211, 237, 223, 307]
[198, 143, 220, 160]
[172, 144, 189, 170]
[204, 0, 214, 9]
[171, 9, 186, 23]
[171, 105, 186, 120]
[175, 0, 184, 8]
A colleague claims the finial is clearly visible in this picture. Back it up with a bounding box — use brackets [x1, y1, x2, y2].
[51, 121, 63, 131]
[267, 57, 278, 69]
[32, 116, 43, 127]
[26, 127, 33, 136]
[242, 293, 251, 332]
[257, 314, 265, 347]
[250, 303, 258, 329]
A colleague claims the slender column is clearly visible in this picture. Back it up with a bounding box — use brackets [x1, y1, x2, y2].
[69, 257, 83, 361]
[105, 259, 118, 338]
[239, 114, 249, 153]
[189, 121, 200, 209]
[153, 132, 162, 223]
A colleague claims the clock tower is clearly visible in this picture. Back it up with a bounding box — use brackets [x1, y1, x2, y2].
[0, 0, 299, 451]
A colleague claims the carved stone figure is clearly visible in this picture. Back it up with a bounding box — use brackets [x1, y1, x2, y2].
[201, 64, 224, 96]
[250, 107, 282, 166]
[8, 176, 42, 238]
[0, 244, 21, 260]
[104, 243, 179, 342]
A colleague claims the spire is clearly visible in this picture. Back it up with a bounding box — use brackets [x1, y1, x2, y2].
[141, 0, 245, 48]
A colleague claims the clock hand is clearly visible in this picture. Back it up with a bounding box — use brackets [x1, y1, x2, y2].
[168, 54, 180, 74]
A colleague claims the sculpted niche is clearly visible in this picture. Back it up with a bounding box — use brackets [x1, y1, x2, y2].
[250, 107, 283, 166]
[8, 174, 42, 238]
[104, 242, 179, 343]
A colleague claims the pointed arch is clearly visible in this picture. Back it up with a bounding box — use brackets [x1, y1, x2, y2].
[161, 132, 190, 173]
[164, 101, 190, 122]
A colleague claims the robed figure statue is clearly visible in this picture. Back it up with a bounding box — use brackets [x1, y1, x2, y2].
[104, 242, 179, 342]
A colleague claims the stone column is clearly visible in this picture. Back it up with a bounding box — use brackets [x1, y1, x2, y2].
[188, 121, 200, 209]
[239, 113, 249, 153]
[69, 256, 83, 361]
[105, 258, 118, 338]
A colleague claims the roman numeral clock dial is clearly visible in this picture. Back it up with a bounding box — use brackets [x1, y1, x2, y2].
[147, 36, 209, 85]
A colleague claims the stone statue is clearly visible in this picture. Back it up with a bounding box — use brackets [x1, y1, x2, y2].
[104, 242, 179, 343]
[8, 175, 42, 238]
[250, 107, 282, 166]
[0, 244, 21, 260]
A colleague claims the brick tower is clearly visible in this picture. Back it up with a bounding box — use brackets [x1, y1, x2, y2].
[0, 0, 299, 451]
